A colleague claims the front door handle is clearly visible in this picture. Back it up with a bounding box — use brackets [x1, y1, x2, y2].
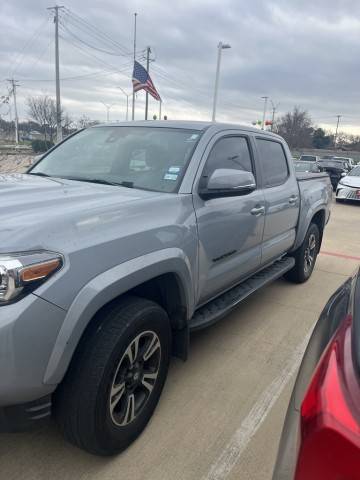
[251, 205, 265, 216]
[289, 195, 298, 205]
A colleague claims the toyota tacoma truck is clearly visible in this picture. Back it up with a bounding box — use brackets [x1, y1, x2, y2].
[0, 121, 332, 455]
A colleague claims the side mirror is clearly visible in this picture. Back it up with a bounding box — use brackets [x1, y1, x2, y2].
[200, 168, 256, 199]
[341, 172, 347, 177]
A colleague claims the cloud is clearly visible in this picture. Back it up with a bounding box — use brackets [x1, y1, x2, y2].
[0, 0, 359, 133]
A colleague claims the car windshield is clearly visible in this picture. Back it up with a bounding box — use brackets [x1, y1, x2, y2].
[30, 126, 202, 193]
[294, 161, 314, 172]
[348, 166, 360, 176]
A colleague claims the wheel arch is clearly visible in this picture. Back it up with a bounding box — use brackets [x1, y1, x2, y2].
[292, 206, 327, 252]
[44, 249, 194, 386]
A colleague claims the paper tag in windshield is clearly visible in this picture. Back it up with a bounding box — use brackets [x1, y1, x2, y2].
[168, 166, 181, 173]
[164, 173, 178, 181]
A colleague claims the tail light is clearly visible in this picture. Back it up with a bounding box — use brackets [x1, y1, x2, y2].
[295, 314, 360, 479]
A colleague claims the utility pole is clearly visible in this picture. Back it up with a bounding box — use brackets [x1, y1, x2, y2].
[261, 96, 268, 130]
[131, 13, 137, 121]
[7, 78, 19, 145]
[270, 100, 279, 132]
[47, 5, 64, 143]
[334, 114, 342, 149]
[159, 99, 162, 121]
[145, 46, 151, 120]
[212, 42, 231, 122]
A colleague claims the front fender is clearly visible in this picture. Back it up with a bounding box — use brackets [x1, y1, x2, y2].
[43, 248, 194, 385]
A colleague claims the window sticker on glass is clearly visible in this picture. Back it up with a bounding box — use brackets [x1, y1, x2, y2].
[168, 166, 181, 173]
[164, 173, 178, 181]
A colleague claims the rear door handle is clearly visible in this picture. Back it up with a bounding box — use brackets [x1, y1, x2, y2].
[289, 195, 298, 205]
[250, 205, 265, 216]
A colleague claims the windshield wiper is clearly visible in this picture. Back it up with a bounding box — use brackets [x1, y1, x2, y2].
[28, 172, 52, 177]
[62, 176, 134, 188]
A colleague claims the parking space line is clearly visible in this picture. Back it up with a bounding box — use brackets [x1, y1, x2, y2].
[320, 250, 360, 262]
[204, 327, 314, 480]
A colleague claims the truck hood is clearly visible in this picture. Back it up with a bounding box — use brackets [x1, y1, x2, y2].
[0, 173, 164, 251]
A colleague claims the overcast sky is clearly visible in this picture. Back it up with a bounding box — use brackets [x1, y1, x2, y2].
[1, 0, 360, 133]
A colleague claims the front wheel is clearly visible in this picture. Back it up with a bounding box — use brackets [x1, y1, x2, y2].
[284, 223, 320, 283]
[54, 296, 171, 456]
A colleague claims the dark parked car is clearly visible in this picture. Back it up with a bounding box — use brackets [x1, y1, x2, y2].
[293, 161, 321, 173]
[318, 159, 351, 190]
[273, 267, 360, 479]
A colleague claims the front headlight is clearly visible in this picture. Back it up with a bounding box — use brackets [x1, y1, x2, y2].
[0, 251, 63, 304]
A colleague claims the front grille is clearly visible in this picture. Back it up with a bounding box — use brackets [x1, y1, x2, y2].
[337, 186, 360, 200]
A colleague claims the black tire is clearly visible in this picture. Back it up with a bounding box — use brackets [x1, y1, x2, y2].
[284, 223, 320, 284]
[54, 296, 171, 456]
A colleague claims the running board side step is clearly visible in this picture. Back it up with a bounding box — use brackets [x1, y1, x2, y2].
[189, 257, 295, 331]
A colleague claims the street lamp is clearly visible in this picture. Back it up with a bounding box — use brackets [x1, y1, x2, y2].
[117, 87, 131, 121]
[212, 42, 231, 122]
[101, 102, 115, 123]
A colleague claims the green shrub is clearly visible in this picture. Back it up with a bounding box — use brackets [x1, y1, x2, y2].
[31, 139, 54, 153]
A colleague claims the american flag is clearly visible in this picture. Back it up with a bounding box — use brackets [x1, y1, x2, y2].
[132, 61, 161, 101]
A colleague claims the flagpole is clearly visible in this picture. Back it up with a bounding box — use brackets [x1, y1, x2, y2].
[131, 12, 137, 121]
[145, 46, 151, 120]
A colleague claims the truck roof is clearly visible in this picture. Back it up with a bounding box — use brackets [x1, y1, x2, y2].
[93, 120, 283, 140]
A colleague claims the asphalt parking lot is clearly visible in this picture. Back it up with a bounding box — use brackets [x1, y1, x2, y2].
[1, 199, 359, 480]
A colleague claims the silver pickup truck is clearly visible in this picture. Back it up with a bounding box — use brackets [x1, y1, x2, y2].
[0, 121, 332, 455]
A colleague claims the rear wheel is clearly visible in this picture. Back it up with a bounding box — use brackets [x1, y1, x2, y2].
[54, 296, 171, 456]
[284, 223, 320, 283]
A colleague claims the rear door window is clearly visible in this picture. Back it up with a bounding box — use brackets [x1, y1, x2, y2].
[256, 139, 289, 187]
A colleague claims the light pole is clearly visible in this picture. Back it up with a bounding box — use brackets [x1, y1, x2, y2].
[212, 42, 231, 122]
[101, 102, 115, 123]
[117, 87, 131, 121]
[261, 96, 268, 130]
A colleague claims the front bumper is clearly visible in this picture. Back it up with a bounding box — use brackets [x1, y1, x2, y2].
[0, 293, 66, 430]
[336, 184, 360, 201]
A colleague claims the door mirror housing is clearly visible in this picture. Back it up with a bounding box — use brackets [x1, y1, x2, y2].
[341, 172, 347, 177]
[200, 168, 256, 199]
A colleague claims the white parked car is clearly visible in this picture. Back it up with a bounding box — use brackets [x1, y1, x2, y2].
[336, 165, 360, 202]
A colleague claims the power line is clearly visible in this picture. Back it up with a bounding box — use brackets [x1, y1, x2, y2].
[59, 21, 125, 56]
[59, 32, 133, 78]
[62, 8, 132, 57]
[10, 15, 51, 76]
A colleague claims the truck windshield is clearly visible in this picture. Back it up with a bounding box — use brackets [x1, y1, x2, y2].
[30, 126, 202, 193]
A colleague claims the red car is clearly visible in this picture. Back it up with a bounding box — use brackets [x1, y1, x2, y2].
[273, 267, 360, 479]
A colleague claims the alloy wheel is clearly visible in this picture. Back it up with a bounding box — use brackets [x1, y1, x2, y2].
[109, 330, 161, 427]
[304, 233, 317, 275]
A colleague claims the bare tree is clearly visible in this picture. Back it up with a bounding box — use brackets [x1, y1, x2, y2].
[274, 106, 314, 149]
[77, 114, 100, 129]
[27, 95, 59, 142]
